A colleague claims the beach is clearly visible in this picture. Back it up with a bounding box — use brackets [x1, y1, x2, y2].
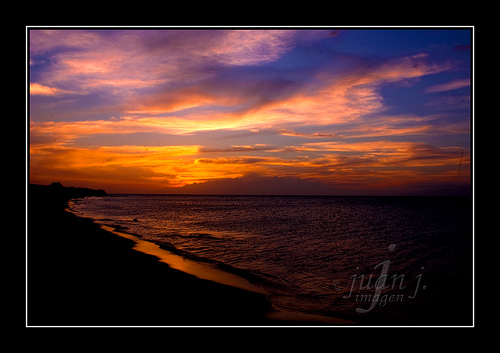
[27, 187, 274, 326]
[27, 185, 353, 326]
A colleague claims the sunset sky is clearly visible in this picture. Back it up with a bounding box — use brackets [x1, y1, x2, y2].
[29, 28, 472, 195]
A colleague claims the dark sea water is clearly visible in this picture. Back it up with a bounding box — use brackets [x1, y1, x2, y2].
[69, 195, 473, 325]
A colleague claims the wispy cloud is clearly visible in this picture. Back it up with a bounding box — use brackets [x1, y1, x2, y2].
[199, 145, 278, 153]
[426, 78, 470, 93]
[277, 129, 338, 138]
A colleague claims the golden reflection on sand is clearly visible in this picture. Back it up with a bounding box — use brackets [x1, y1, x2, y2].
[101, 225, 268, 295]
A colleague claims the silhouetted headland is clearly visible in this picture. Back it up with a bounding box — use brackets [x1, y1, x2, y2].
[29, 182, 107, 209]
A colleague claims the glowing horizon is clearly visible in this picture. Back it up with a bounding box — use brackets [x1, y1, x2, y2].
[29, 28, 471, 195]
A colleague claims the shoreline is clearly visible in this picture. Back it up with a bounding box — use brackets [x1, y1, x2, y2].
[99, 224, 269, 295]
[28, 185, 352, 326]
[97, 223, 353, 325]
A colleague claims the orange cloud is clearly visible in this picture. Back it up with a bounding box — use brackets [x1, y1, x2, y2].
[29, 117, 194, 145]
[124, 87, 223, 115]
[30, 113, 251, 141]
[301, 140, 469, 165]
[231, 53, 450, 130]
[30, 83, 66, 96]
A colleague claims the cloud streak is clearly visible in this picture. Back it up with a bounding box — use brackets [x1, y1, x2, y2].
[30, 83, 69, 96]
[426, 78, 470, 93]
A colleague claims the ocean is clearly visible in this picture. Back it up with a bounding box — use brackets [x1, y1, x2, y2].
[68, 195, 473, 325]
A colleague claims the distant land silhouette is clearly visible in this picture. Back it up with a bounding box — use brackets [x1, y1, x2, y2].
[163, 174, 470, 196]
[29, 182, 107, 208]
